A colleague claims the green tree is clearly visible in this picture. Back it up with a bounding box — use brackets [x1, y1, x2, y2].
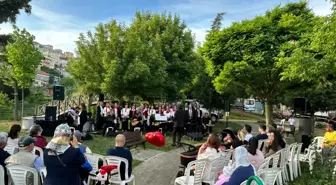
[0, 26, 42, 120]
[59, 77, 78, 96]
[210, 12, 226, 32]
[0, 0, 32, 24]
[68, 11, 196, 101]
[200, 2, 317, 127]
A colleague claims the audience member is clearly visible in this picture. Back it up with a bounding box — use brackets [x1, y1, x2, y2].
[198, 134, 225, 156]
[215, 146, 255, 185]
[323, 121, 336, 151]
[255, 124, 268, 140]
[244, 125, 253, 142]
[6, 136, 44, 185]
[29, 125, 48, 151]
[201, 113, 211, 134]
[7, 124, 21, 146]
[247, 137, 264, 170]
[197, 134, 221, 159]
[0, 132, 10, 185]
[106, 134, 133, 180]
[74, 130, 92, 153]
[43, 124, 90, 185]
[264, 130, 282, 157]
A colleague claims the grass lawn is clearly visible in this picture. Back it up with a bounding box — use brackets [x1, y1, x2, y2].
[229, 112, 258, 121]
[0, 120, 243, 168]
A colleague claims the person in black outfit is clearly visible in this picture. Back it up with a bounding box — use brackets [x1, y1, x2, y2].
[172, 104, 185, 147]
[106, 134, 133, 181]
[78, 103, 88, 132]
[195, 105, 203, 132]
[201, 113, 211, 135]
[95, 101, 104, 131]
[0, 132, 10, 185]
[255, 124, 268, 140]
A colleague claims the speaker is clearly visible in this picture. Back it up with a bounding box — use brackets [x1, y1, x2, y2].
[294, 98, 310, 114]
[45, 106, 57, 121]
[53, 85, 65, 100]
[224, 100, 230, 112]
[99, 93, 104, 101]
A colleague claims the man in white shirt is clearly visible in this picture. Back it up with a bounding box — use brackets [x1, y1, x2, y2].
[288, 116, 296, 138]
[121, 104, 130, 131]
[244, 124, 253, 143]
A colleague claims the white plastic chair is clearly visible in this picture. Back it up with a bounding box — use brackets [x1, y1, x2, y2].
[86, 153, 105, 185]
[105, 156, 135, 185]
[4, 144, 19, 155]
[0, 165, 5, 185]
[265, 150, 283, 185]
[256, 168, 282, 185]
[39, 167, 47, 184]
[175, 159, 207, 185]
[258, 158, 271, 171]
[202, 156, 227, 185]
[286, 143, 297, 181]
[311, 136, 325, 163]
[32, 146, 44, 161]
[293, 143, 303, 178]
[7, 165, 39, 185]
[299, 144, 316, 174]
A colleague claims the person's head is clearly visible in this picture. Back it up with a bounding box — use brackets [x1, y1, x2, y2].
[248, 137, 258, 155]
[197, 105, 200, 109]
[173, 105, 176, 109]
[132, 105, 135, 109]
[326, 122, 335, 132]
[74, 130, 82, 143]
[115, 134, 126, 147]
[259, 124, 266, 134]
[114, 102, 118, 107]
[99, 101, 104, 106]
[125, 103, 128, 108]
[234, 146, 251, 168]
[140, 104, 144, 109]
[29, 125, 43, 137]
[244, 125, 252, 134]
[231, 139, 244, 149]
[0, 132, 8, 149]
[204, 113, 209, 118]
[8, 124, 21, 140]
[151, 105, 154, 109]
[166, 105, 170, 110]
[80, 103, 86, 111]
[269, 130, 281, 151]
[207, 134, 221, 150]
[189, 104, 192, 109]
[18, 136, 37, 152]
[52, 124, 72, 145]
[106, 103, 110, 107]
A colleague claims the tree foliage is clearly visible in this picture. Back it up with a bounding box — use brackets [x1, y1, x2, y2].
[0, 0, 32, 24]
[59, 77, 78, 96]
[210, 13, 225, 32]
[200, 2, 317, 126]
[68, 11, 197, 101]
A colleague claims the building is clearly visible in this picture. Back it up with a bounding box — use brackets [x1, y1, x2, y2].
[34, 70, 49, 87]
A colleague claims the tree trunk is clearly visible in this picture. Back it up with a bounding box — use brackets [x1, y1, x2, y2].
[265, 101, 273, 128]
[13, 80, 18, 121]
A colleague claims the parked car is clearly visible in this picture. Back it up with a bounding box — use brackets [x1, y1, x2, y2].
[181, 99, 223, 122]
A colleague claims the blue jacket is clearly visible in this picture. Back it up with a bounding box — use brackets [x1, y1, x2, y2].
[223, 165, 255, 185]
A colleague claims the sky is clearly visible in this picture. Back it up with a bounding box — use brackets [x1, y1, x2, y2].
[0, 0, 333, 53]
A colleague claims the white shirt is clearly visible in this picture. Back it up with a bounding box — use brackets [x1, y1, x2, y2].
[7, 137, 19, 146]
[149, 109, 156, 116]
[288, 118, 295, 125]
[197, 109, 201, 118]
[103, 107, 111, 116]
[99, 106, 104, 116]
[121, 108, 130, 118]
[244, 133, 253, 142]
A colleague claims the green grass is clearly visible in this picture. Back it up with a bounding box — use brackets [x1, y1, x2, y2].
[229, 112, 258, 121]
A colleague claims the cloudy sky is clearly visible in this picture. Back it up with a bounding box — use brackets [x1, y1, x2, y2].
[0, 0, 333, 53]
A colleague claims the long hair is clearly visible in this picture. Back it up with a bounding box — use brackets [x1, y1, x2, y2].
[270, 130, 281, 151]
[8, 124, 21, 139]
[248, 137, 258, 155]
[80, 103, 86, 111]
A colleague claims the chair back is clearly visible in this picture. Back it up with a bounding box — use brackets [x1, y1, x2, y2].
[258, 157, 271, 171]
[105, 156, 130, 182]
[85, 153, 105, 174]
[193, 159, 207, 185]
[0, 165, 4, 185]
[256, 169, 281, 185]
[296, 143, 303, 157]
[4, 144, 19, 155]
[220, 150, 232, 166]
[40, 167, 47, 184]
[203, 155, 227, 182]
[266, 150, 281, 168]
[32, 146, 44, 161]
[285, 143, 297, 161]
[7, 165, 39, 185]
[258, 139, 267, 153]
[312, 137, 325, 151]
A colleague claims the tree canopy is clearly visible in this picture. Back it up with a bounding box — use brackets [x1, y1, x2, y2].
[68, 11, 197, 101]
[0, 0, 32, 24]
[200, 2, 318, 126]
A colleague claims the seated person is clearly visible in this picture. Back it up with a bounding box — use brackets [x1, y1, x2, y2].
[323, 121, 336, 150]
[0, 132, 10, 185]
[29, 125, 48, 152]
[247, 137, 264, 170]
[201, 113, 211, 135]
[106, 134, 133, 180]
[198, 134, 225, 156]
[215, 146, 255, 185]
[264, 130, 282, 158]
[255, 124, 268, 140]
[197, 134, 221, 160]
[244, 125, 253, 143]
[6, 136, 44, 185]
[7, 124, 21, 146]
[74, 130, 92, 154]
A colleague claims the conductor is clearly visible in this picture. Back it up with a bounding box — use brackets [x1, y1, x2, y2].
[172, 104, 185, 147]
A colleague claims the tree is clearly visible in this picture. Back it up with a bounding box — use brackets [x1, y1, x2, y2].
[0, 26, 42, 120]
[200, 2, 318, 127]
[68, 11, 197, 101]
[59, 77, 78, 96]
[0, 0, 32, 24]
[210, 13, 225, 32]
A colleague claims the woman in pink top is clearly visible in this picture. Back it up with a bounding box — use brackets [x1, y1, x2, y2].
[247, 137, 264, 170]
[198, 134, 226, 156]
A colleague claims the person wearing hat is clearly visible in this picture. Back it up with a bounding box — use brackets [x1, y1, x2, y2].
[74, 130, 92, 154]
